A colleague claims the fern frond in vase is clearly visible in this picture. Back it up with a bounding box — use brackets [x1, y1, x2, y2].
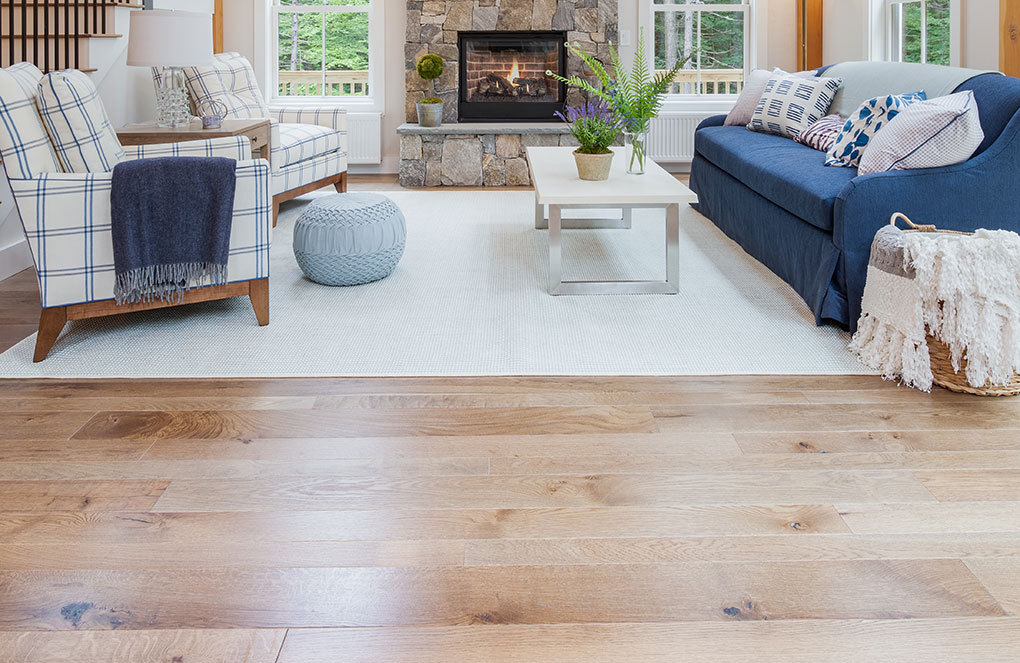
[547, 30, 692, 173]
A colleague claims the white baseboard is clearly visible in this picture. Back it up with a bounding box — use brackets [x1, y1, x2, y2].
[0, 238, 32, 282]
[349, 155, 399, 175]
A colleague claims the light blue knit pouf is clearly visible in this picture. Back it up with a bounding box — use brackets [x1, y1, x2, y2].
[293, 193, 406, 286]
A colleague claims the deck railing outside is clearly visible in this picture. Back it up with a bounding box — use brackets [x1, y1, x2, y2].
[664, 68, 744, 95]
[278, 70, 369, 97]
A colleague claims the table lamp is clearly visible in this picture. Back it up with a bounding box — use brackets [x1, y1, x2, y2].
[126, 10, 215, 127]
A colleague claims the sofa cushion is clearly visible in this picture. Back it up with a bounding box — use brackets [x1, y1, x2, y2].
[181, 52, 269, 120]
[273, 123, 343, 168]
[36, 69, 125, 173]
[695, 125, 858, 232]
[0, 63, 62, 178]
[748, 73, 842, 139]
[825, 91, 926, 168]
[858, 90, 984, 175]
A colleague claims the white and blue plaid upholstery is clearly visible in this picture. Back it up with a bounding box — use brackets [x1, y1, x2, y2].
[153, 53, 347, 198]
[123, 135, 250, 161]
[2, 64, 273, 310]
[272, 149, 347, 195]
[11, 157, 271, 308]
[181, 52, 270, 119]
[273, 123, 343, 169]
[36, 69, 126, 173]
[0, 63, 62, 178]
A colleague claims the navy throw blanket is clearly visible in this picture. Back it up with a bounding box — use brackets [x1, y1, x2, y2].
[110, 156, 237, 305]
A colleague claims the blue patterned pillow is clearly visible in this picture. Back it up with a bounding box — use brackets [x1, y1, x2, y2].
[747, 74, 843, 139]
[824, 91, 926, 168]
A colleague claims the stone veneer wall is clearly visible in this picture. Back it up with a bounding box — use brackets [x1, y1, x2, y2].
[405, 0, 619, 123]
[398, 130, 578, 187]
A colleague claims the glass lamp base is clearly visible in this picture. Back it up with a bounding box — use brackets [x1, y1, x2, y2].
[155, 67, 191, 128]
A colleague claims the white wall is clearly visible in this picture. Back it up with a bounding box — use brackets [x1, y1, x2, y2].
[961, 0, 998, 69]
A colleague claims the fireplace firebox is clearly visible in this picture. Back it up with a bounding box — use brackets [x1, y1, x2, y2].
[458, 31, 567, 122]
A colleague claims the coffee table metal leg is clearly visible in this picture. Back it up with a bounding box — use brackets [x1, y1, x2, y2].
[549, 204, 563, 294]
[535, 198, 546, 230]
[666, 203, 680, 293]
[622, 207, 632, 229]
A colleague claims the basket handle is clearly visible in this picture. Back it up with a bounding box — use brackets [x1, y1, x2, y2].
[890, 212, 937, 232]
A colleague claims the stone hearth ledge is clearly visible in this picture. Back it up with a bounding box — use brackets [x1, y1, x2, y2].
[397, 122, 579, 187]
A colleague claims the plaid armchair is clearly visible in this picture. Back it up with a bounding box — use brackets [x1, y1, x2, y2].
[0, 62, 272, 361]
[158, 52, 348, 223]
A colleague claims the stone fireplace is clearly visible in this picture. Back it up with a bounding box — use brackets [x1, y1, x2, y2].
[400, 0, 618, 186]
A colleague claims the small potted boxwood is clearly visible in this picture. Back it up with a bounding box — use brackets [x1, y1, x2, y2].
[416, 53, 444, 127]
[554, 100, 624, 181]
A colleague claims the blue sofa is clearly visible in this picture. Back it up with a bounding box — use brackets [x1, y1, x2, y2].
[689, 62, 1020, 332]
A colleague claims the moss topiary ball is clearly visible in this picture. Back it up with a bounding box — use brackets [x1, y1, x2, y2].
[416, 53, 444, 80]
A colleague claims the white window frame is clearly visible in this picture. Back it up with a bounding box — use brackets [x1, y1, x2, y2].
[639, 0, 760, 112]
[267, 0, 384, 110]
[884, 0, 960, 67]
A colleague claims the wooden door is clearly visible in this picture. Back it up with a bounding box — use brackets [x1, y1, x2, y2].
[797, 0, 823, 71]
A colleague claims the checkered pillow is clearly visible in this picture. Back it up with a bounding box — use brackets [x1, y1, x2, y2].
[796, 114, 844, 152]
[181, 52, 269, 120]
[748, 74, 842, 139]
[858, 91, 984, 175]
[825, 91, 926, 168]
[36, 69, 125, 173]
[0, 63, 63, 178]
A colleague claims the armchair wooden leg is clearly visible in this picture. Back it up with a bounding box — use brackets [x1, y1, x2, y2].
[249, 278, 269, 326]
[33, 307, 67, 362]
[272, 198, 281, 228]
[334, 172, 347, 193]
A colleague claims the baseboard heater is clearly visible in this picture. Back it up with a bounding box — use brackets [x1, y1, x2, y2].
[346, 112, 382, 165]
[648, 111, 722, 163]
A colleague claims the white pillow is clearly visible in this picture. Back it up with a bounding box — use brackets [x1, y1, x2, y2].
[858, 91, 984, 175]
[36, 69, 124, 173]
[747, 74, 842, 140]
[182, 52, 269, 120]
[0, 63, 62, 178]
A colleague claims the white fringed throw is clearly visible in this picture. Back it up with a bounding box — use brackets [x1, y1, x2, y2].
[851, 225, 1020, 391]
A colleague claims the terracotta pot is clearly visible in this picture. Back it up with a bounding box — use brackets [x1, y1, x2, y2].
[573, 150, 614, 181]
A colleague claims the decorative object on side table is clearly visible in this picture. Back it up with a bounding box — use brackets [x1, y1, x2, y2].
[555, 101, 624, 181]
[293, 193, 406, 286]
[416, 54, 445, 128]
[198, 99, 229, 129]
[548, 31, 689, 175]
[126, 10, 215, 128]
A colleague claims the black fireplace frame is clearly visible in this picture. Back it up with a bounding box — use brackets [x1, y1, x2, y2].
[457, 30, 568, 122]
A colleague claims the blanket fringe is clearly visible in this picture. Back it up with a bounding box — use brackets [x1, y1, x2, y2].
[113, 262, 228, 306]
[850, 312, 933, 391]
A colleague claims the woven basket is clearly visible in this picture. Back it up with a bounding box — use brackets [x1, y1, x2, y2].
[891, 213, 1020, 397]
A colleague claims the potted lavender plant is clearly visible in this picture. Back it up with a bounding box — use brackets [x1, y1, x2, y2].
[555, 100, 624, 181]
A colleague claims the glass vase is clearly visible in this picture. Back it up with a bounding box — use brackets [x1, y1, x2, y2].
[625, 128, 650, 175]
[155, 66, 191, 128]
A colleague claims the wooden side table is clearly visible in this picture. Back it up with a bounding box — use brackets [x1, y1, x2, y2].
[116, 118, 271, 165]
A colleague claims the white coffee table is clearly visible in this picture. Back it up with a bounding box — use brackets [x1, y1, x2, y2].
[526, 146, 698, 295]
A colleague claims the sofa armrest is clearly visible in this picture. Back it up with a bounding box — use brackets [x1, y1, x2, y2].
[8, 159, 272, 308]
[834, 112, 1020, 252]
[697, 115, 727, 131]
[123, 136, 251, 162]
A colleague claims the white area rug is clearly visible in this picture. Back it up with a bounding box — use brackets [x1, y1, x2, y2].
[0, 190, 865, 377]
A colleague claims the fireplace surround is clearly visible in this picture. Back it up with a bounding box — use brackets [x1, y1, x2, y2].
[458, 31, 567, 122]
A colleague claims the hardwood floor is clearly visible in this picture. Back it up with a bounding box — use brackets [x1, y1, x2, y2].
[0, 177, 1017, 661]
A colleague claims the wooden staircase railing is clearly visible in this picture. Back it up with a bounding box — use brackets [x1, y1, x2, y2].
[2, 0, 143, 73]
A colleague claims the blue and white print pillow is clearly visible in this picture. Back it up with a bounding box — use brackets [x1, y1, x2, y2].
[824, 91, 926, 168]
[747, 74, 842, 140]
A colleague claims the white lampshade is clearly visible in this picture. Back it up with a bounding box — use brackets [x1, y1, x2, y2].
[127, 10, 215, 67]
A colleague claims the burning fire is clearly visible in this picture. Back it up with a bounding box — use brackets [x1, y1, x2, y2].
[507, 58, 520, 85]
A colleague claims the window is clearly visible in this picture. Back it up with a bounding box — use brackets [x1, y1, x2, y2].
[650, 1, 750, 97]
[887, 0, 952, 65]
[271, 0, 381, 103]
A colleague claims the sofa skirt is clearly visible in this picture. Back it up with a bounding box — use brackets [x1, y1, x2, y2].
[689, 153, 850, 329]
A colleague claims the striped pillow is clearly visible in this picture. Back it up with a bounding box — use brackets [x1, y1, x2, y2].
[36, 69, 125, 173]
[747, 74, 842, 140]
[858, 91, 984, 175]
[0, 62, 63, 178]
[796, 114, 844, 152]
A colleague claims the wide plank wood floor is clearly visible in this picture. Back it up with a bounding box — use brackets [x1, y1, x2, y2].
[1, 178, 1018, 661]
[0, 376, 1016, 661]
